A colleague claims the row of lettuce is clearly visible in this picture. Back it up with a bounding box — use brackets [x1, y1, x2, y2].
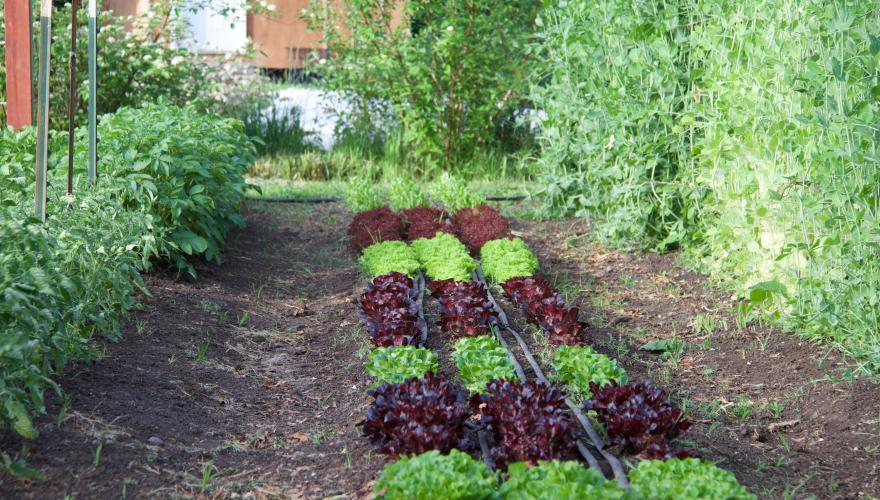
[347, 201, 754, 498]
[0, 104, 254, 446]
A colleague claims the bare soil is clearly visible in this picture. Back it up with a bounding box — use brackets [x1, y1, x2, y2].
[1, 203, 877, 499]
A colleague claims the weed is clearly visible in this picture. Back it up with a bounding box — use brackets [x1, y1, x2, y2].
[767, 401, 784, 419]
[93, 443, 103, 467]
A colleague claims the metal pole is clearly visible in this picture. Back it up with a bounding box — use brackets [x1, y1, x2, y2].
[68, 0, 80, 196]
[35, 0, 52, 221]
[4, 0, 34, 130]
[87, 0, 98, 183]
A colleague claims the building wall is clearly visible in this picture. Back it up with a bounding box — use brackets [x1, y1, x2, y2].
[247, 0, 325, 69]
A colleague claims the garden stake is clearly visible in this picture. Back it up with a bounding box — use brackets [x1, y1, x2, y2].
[35, 0, 53, 221]
[87, 0, 98, 183]
[67, 0, 80, 196]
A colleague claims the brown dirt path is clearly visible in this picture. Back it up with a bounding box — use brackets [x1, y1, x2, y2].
[1, 203, 878, 499]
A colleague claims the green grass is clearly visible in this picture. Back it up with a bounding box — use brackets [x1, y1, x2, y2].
[245, 177, 530, 203]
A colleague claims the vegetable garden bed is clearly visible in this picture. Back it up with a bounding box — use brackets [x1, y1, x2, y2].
[348, 201, 754, 498]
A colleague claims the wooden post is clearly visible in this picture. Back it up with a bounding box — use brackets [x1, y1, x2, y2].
[88, 0, 97, 183]
[35, 0, 52, 221]
[4, 0, 34, 130]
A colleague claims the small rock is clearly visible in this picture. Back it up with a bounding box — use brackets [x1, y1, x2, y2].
[148, 436, 163, 445]
[267, 353, 289, 365]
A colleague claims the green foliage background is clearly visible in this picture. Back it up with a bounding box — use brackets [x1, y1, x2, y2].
[306, 0, 541, 173]
[534, 0, 880, 372]
[0, 104, 253, 446]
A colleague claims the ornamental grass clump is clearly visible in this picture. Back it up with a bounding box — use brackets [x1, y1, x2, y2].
[480, 380, 580, 467]
[411, 232, 476, 281]
[359, 241, 421, 278]
[628, 458, 755, 500]
[480, 238, 539, 283]
[373, 450, 498, 500]
[360, 373, 472, 457]
[584, 380, 696, 460]
[452, 336, 517, 394]
[365, 346, 439, 386]
[551, 345, 627, 400]
[348, 206, 405, 250]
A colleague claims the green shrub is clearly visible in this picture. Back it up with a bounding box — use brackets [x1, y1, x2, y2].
[533, 0, 880, 372]
[0, 103, 250, 446]
[99, 104, 255, 276]
[388, 178, 430, 211]
[499, 461, 624, 499]
[628, 458, 754, 500]
[532, 0, 690, 249]
[480, 238, 539, 283]
[360, 241, 421, 277]
[550, 345, 627, 400]
[452, 336, 517, 394]
[366, 347, 439, 387]
[307, 0, 541, 168]
[374, 450, 498, 499]
[411, 233, 476, 281]
[428, 173, 485, 212]
[0, 5, 204, 130]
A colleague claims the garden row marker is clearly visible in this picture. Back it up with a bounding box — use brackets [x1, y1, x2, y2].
[68, 0, 81, 196]
[87, 0, 98, 183]
[4, 0, 33, 130]
[35, 0, 53, 221]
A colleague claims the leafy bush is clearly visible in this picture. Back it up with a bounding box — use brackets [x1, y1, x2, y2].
[431, 280, 494, 338]
[373, 450, 498, 500]
[0, 5, 204, 130]
[551, 346, 627, 400]
[307, 2, 541, 167]
[480, 380, 580, 467]
[499, 461, 624, 499]
[388, 178, 430, 211]
[348, 206, 405, 250]
[366, 346, 439, 386]
[358, 272, 423, 347]
[428, 174, 486, 212]
[531, 0, 689, 248]
[480, 238, 539, 283]
[411, 233, 476, 282]
[401, 207, 456, 242]
[452, 336, 517, 394]
[453, 205, 512, 254]
[584, 381, 695, 459]
[0, 102, 250, 440]
[628, 458, 755, 500]
[533, 0, 880, 372]
[99, 104, 254, 276]
[361, 373, 472, 457]
[360, 241, 421, 278]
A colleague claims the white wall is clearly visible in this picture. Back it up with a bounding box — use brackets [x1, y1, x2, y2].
[181, 2, 247, 54]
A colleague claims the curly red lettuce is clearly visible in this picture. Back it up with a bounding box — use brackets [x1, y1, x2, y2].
[479, 380, 581, 467]
[360, 373, 473, 457]
[584, 380, 697, 460]
[348, 206, 405, 250]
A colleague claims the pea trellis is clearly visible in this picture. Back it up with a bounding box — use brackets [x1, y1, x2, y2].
[5, 0, 100, 220]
